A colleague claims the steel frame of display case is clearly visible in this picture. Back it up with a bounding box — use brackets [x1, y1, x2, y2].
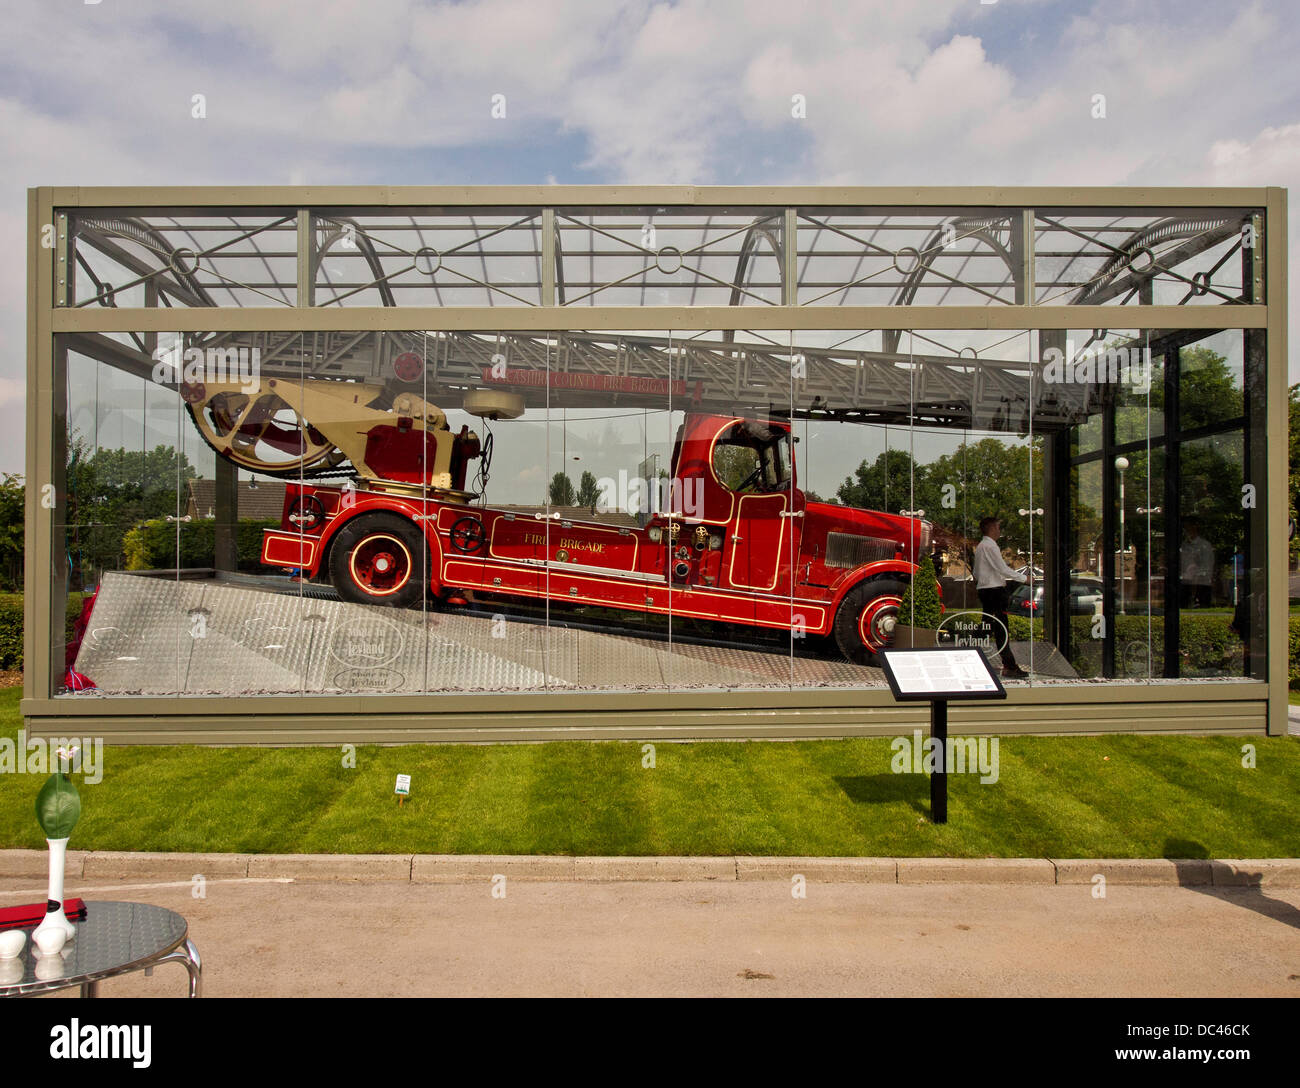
[23, 186, 1288, 743]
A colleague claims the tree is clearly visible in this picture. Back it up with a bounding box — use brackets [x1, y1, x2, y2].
[898, 555, 942, 629]
[1176, 345, 1243, 431]
[0, 473, 23, 591]
[839, 440, 1045, 557]
[713, 443, 762, 492]
[1290, 383, 1300, 560]
[84, 444, 194, 494]
[919, 438, 1044, 557]
[836, 449, 929, 513]
[576, 470, 601, 509]
[63, 440, 198, 586]
[547, 471, 576, 506]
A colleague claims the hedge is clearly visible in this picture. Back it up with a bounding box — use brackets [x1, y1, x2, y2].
[1007, 611, 1255, 678]
[0, 591, 85, 672]
[122, 518, 279, 572]
[0, 594, 20, 670]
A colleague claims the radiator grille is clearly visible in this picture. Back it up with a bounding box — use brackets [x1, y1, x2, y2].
[825, 532, 897, 568]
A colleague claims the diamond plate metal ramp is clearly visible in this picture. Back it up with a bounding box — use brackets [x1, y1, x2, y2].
[75, 573, 554, 695]
[73, 573, 889, 694]
[1010, 641, 1078, 679]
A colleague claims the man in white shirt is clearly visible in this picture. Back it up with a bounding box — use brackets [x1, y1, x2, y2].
[1179, 518, 1215, 608]
[974, 516, 1029, 678]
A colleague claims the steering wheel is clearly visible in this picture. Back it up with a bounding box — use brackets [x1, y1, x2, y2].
[736, 465, 765, 493]
[449, 515, 487, 554]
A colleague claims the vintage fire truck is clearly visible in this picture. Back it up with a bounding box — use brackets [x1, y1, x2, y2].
[184, 377, 933, 664]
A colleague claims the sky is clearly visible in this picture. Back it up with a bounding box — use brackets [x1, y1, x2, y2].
[1, 0, 1297, 489]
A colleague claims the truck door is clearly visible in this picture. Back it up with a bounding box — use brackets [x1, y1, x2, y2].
[708, 420, 799, 595]
[730, 491, 789, 593]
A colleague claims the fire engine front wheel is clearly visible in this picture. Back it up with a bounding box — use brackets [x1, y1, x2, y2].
[329, 514, 429, 610]
[833, 578, 908, 666]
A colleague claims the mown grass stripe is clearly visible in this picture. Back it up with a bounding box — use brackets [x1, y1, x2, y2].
[1, 690, 1296, 857]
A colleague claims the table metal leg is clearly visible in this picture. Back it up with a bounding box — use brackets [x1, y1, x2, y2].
[80, 980, 100, 998]
[156, 939, 203, 997]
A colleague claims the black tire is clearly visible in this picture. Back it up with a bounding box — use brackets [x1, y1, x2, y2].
[329, 513, 429, 609]
[832, 578, 909, 666]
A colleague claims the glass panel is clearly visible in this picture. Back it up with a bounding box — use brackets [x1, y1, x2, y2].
[1114, 446, 1162, 680]
[556, 209, 783, 307]
[977, 339, 1037, 683]
[661, 329, 793, 690]
[784, 328, 921, 688]
[1242, 328, 1268, 682]
[314, 214, 545, 307]
[60, 337, 189, 696]
[1033, 210, 1255, 308]
[168, 332, 310, 696]
[1111, 330, 1160, 681]
[424, 331, 548, 692]
[796, 210, 1020, 307]
[909, 362, 984, 665]
[1114, 341, 1163, 446]
[1178, 431, 1244, 677]
[540, 332, 673, 692]
[1179, 330, 1245, 430]
[70, 213, 299, 308]
[1068, 457, 1104, 678]
[1060, 326, 1260, 684]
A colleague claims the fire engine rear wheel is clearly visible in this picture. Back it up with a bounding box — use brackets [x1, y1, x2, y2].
[833, 578, 908, 666]
[329, 514, 429, 610]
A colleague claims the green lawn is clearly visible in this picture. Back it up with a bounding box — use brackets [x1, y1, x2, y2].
[1, 689, 1297, 858]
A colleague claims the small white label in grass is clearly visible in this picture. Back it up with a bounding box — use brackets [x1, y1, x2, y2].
[395, 774, 411, 796]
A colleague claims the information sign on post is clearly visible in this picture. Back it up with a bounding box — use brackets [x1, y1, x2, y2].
[878, 647, 1007, 823]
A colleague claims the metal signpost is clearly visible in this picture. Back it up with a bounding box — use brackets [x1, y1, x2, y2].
[878, 647, 1008, 823]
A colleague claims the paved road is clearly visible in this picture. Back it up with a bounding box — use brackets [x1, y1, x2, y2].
[3, 875, 1297, 997]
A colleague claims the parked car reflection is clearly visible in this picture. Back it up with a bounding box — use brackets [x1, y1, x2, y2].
[1009, 575, 1103, 617]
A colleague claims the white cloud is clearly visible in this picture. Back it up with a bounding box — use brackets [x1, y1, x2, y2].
[0, 0, 1297, 477]
[1208, 124, 1300, 182]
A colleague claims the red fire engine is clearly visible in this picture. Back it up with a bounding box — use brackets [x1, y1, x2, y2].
[186, 378, 933, 664]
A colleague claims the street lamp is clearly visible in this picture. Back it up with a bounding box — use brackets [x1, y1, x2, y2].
[1115, 456, 1129, 612]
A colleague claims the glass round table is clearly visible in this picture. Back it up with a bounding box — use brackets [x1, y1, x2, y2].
[0, 901, 202, 998]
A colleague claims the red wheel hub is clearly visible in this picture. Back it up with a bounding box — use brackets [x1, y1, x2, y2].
[349, 535, 413, 596]
[858, 594, 902, 652]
